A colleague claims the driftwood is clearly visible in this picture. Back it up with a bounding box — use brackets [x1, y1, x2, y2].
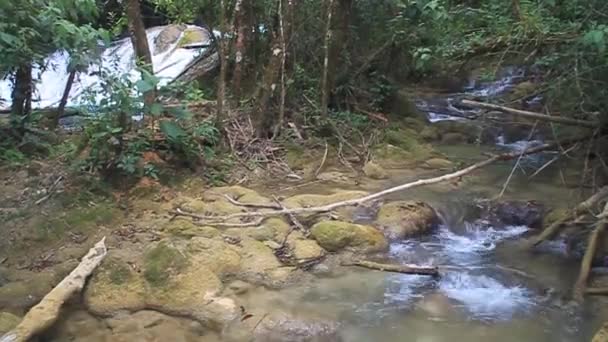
[342, 260, 439, 276]
[585, 288, 608, 296]
[461, 99, 597, 128]
[530, 186, 608, 247]
[0, 238, 107, 342]
[171, 137, 585, 226]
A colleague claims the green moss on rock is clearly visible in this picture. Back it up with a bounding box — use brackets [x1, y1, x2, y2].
[310, 221, 388, 253]
[144, 243, 189, 287]
[0, 312, 20, 334]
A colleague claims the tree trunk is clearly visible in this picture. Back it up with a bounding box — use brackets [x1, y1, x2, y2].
[125, 0, 154, 109]
[10, 64, 33, 134]
[217, 0, 228, 132]
[253, 40, 282, 137]
[320, 0, 335, 117]
[273, 0, 287, 137]
[326, 0, 352, 102]
[51, 68, 77, 130]
[231, 0, 247, 100]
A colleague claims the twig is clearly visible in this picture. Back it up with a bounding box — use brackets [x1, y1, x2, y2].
[341, 260, 439, 276]
[497, 121, 538, 198]
[35, 176, 64, 205]
[172, 137, 586, 223]
[315, 141, 329, 177]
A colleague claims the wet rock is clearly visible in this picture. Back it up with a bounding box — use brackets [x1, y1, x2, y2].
[0, 312, 20, 334]
[422, 158, 454, 170]
[316, 171, 356, 184]
[223, 310, 341, 342]
[224, 280, 255, 296]
[434, 121, 480, 142]
[48, 310, 107, 340]
[154, 24, 187, 54]
[441, 132, 469, 144]
[310, 221, 388, 253]
[363, 161, 388, 180]
[485, 200, 545, 229]
[414, 293, 456, 319]
[177, 27, 211, 48]
[106, 310, 207, 342]
[375, 201, 440, 240]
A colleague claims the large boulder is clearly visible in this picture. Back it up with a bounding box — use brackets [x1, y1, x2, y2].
[310, 221, 388, 253]
[84, 241, 240, 330]
[483, 200, 544, 229]
[375, 201, 440, 240]
[153, 24, 187, 54]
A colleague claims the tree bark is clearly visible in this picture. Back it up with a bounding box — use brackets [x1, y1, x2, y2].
[125, 0, 154, 109]
[320, 0, 335, 117]
[231, 0, 247, 100]
[273, 0, 287, 137]
[574, 218, 607, 300]
[10, 64, 33, 134]
[51, 68, 77, 130]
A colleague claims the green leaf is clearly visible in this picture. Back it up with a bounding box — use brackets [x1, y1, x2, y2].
[160, 121, 187, 141]
[135, 79, 155, 93]
[149, 103, 164, 116]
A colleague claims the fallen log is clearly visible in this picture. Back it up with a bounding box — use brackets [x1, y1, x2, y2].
[342, 260, 439, 276]
[530, 186, 608, 247]
[574, 203, 608, 300]
[171, 137, 586, 225]
[461, 99, 597, 128]
[585, 287, 608, 296]
[0, 238, 107, 342]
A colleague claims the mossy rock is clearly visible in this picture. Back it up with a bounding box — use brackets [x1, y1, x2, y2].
[388, 89, 427, 121]
[34, 203, 120, 241]
[85, 245, 238, 329]
[0, 312, 20, 334]
[143, 242, 189, 287]
[441, 132, 469, 144]
[310, 221, 388, 253]
[422, 158, 454, 170]
[177, 27, 210, 48]
[375, 201, 440, 240]
[164, 220, 220, 239]
[420, 126, 441, 141]
[208, 186, 274, 206]
[381, 128, 437, 164]
[373, 144, 416, 169]
[0, 272, 56, 310]
[363, 161, 388, 180]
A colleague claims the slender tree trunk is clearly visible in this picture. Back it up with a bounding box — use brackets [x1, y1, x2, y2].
[11, 64, 33, 134]
[320, 0, 335, 117]
[253, 40, 282, 137]
[327, 0, 352, 101]
[216, 0, 228, 132]
[273, 0, 287, 137]
[125, 0, 154, 111]
[51, 68, 77, 130]
[231, 0, 246, 100]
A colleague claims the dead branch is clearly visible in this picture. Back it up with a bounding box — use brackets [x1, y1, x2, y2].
[342, 260, 439, 276]
[195, 217, 265, 228]
[171, 137, 585, 226]
[315, 141, 329, 177]
[461, 99, 597, 128]
[585, 287, 608, 296]
[0, 238, 107, 342]
[592, 321, 608, 342]
[574, 217, 607, 300]
[530, 186, 608, 246]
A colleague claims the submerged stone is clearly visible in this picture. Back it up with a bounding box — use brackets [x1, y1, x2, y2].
[375, 201, 440, 240]
[310, 221, 388, 253]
